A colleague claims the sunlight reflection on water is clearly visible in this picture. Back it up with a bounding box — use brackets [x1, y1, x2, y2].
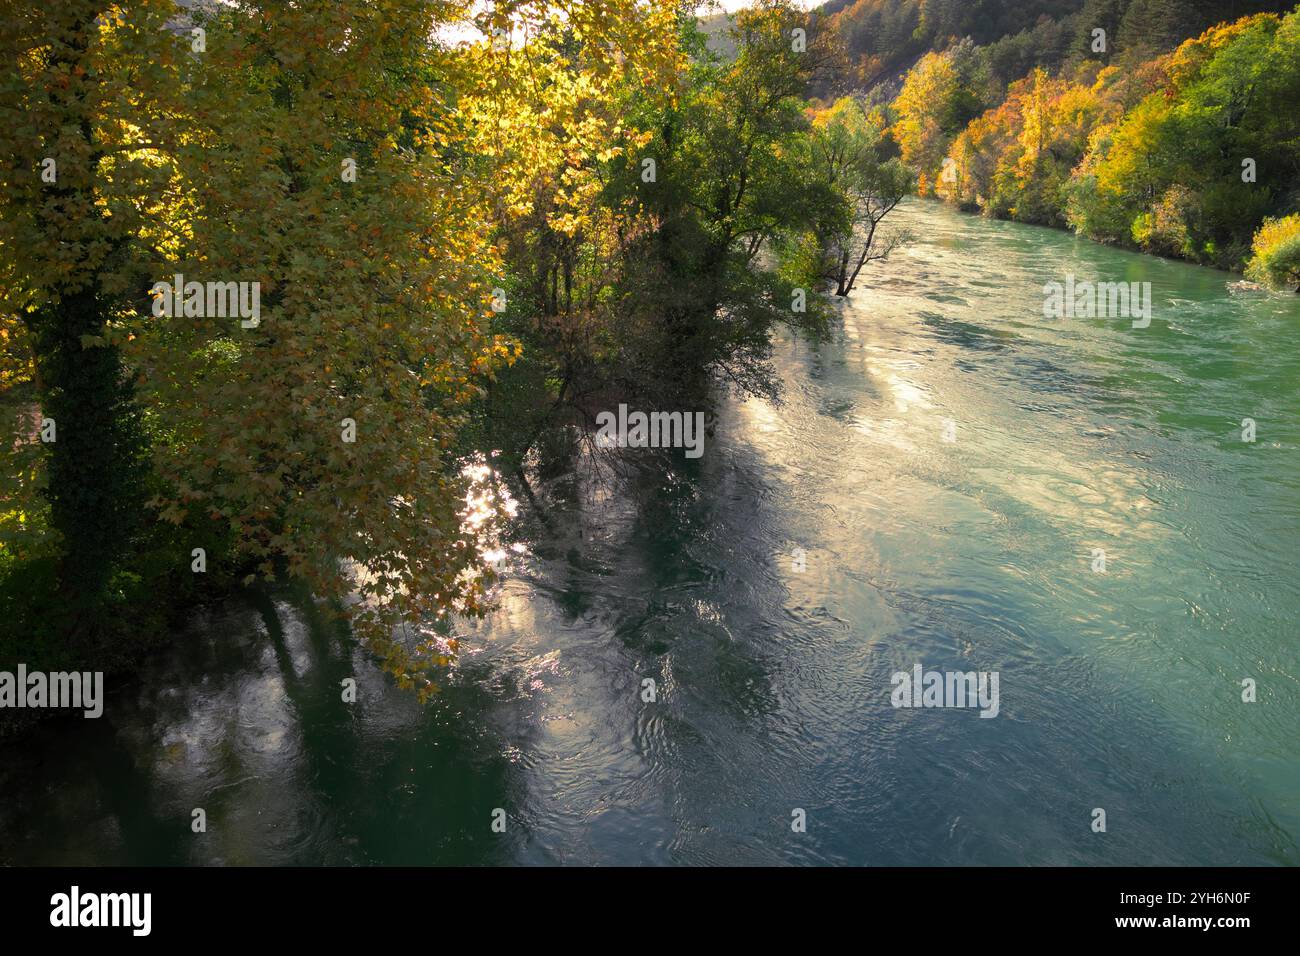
[2, 200, 1297, 866]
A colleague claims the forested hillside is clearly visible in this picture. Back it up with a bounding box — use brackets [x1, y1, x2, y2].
[820, 0, 1298, 92]
[808, 0, 1300, 282]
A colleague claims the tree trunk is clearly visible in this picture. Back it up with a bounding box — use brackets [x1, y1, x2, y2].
[27, 1, 146, 643]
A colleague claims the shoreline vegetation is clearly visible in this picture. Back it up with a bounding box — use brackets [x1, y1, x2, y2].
[2, 0, 1297, 739]
[816, 0, 1300, 286]
[0, 1, 878, 728]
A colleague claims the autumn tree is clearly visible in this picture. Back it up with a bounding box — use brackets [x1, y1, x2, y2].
[1, 0, 690, 685]
[0, 0, 182, 647]
[891, 41, 984, 194]
[114, 0, 536, 687]
[1246, 214, 1300, 291]
[136, 0, 688, 685]
[455, 0, 683, 472]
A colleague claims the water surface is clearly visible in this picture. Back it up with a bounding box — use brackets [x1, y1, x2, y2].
[3, 199, 1297, 865]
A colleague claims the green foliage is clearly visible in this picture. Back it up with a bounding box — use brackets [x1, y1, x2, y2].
[467, 2, 855, 485]
[801, 98, 912, 294]
[1067, 12, 1300, 268]
[632, 3, 841, 392]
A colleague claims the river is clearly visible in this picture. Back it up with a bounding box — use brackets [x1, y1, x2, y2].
[2, 198, 1297, 865]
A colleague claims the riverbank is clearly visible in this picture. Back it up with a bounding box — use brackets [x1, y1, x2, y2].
[924, 193, 1266, 282]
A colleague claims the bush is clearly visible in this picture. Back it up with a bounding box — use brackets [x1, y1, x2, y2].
[1245, 214, 1300, 291]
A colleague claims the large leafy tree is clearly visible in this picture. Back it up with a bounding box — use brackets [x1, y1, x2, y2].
[126, 0, 524, 684]
[1, 0, 684, 686]
[0, 0, 181, 646]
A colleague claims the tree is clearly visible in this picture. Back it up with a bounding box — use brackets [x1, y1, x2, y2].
[1, 0, 686, 687]
[0, 0, 180, 645]
[808, 98, 912, 296]
[457, 0, 683, 473]
[601, 1, 842, 403]
[891, 43, 984, 193]
[128, 0, 688, 687]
